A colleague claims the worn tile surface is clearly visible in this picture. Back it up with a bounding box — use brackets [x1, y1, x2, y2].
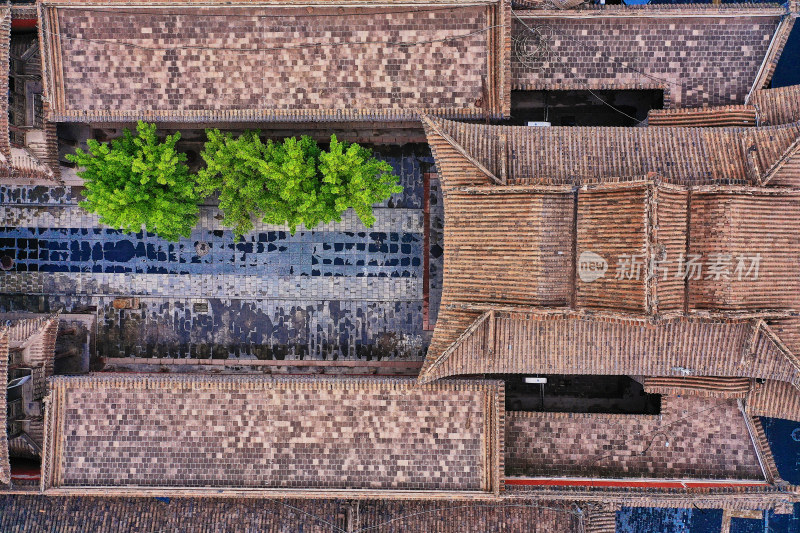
[51, 376, 497, 491]
[50, 6, 491, 119]
[0, 495, 580, 533]
[505, 396, 764, 479]
[512, 17, 778, 107]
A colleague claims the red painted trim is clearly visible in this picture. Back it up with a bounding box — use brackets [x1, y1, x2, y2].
[10, 464, 41, 481]
[505, 478, 768, 489]
[12, 19, 37, 31]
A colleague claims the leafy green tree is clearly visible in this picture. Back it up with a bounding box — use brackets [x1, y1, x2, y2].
[197, 131, 402, 238]
[67, 121, 199, 241]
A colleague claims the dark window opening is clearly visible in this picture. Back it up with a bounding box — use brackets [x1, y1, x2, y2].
[9, 457, 41, 486]
[510, 89, 664, 127]
[496, 374, 661, 414]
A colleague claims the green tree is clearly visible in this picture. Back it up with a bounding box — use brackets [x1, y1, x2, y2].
[67, 121, 199, 241]
[197, 131, 402, 238]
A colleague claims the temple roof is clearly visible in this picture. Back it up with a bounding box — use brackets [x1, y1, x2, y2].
[39, 0, 510, 123]
[422, 118, 800, 410]
[423, 116, 800, 185]
[505, 395, 768, 481]
[421, 169, 800, 318]
[42, 375, 503, 495]
[511, 3, 795, 108]
[0, 329, 7, 486]
[0, 7, 10, 164]
[421, 311, 800, 385]
[0, 495, 583, 533]
[648, 84, 800, 129]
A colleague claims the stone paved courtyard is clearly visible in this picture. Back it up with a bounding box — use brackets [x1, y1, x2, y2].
[0, 145, 444, 362]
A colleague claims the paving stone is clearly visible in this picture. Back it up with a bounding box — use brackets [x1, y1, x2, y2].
[0, 147, 439, 360]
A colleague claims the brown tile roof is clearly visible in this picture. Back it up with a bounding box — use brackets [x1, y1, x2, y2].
[423, 118, 800, 386]
[0, 495, 582, 533]
[423, 116, 800, 186]
[761, 136, 800, 187]
[421, 311, 800, 385]
[648, 106, 758, 128]
[647, 85, 800, 129]
[643, 376, 800, 423]
[0, 329, 8, 486]
[42, 375, 504, 495]
[505, 396, 764, 480]
[40, 0, 510, 123]
[441, 185, 574, 307]
[747, 379, 800, 423]
[575, 182, 689, 315]
[506, 484, 795, 514]
[688, 190, 800, 311]
[642, 377, 752, 399]
[425, 170, 800, 318]
[511, 6, 790, 108]
[0, 8, 10, 162]
[752, 84, 800, 126]
[768, 317, 800, 355]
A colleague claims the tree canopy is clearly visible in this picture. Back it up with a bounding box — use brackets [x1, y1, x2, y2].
[67, 121, 199, 242]
[196, 131, 402, 238]
[70, 124, 403, 241]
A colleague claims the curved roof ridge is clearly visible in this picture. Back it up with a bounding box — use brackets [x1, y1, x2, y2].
[419, 311, 800, 386]
[427, 117, 800, 186]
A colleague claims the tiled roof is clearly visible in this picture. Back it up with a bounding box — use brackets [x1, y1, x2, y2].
[647, 85, 800, 130]
[752, 84, 800, 126]
[439, 185, 574, 307]
[648, 106, 758, 128]
[420, 311, 800, 385]
[42, 375, 504, 495]
[768, 317, 800, 355]
[0, 8, 10, 162]
[423, 118, 800, 388]
[423, 116, 800, 185]
[747, 379, 800, 424]
[575, 182, 689, 315]
[425, 174, 800, 317]
[0, 495, 581, 533]
[641, 376, 800, 423]
[506, 484, 795, 514]
[511, 6, 790, 108]
[642, 377, 752, 399]
[688, 190, 800, 310]
[39, 0, 510, 122]
[0, 329, 8, 486]
[505, 396, 765, 480]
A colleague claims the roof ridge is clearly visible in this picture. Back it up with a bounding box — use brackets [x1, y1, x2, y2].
[420, 115, 502, 185]
[419, 311, 491, 384]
